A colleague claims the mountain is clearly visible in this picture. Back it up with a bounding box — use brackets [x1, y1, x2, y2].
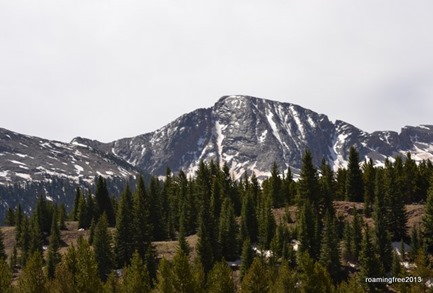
[72, 95, 433, 180]
[0, 127, 139, 186]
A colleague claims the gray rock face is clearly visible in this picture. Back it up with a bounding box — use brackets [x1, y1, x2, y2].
[2, 95, 433, 185]
[0, 128, 139, 185]
[73, 95, 433, 180]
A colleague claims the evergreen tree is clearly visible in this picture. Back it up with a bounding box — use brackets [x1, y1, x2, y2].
[359, 227, 382, 292]
[372, 196, 393, 273]
[77, 193, 89, 229]
[115, 183, 134, 267]
[297, 149, 320, 207]
[319, 158, 336, 216]
[16, 252, 48, 293]
[218, 198, 238, 261]
[352, 208, 363, 261]
[171, 249, 199, 293]
[132, 176, 151, 260]
[207, 261, 236, 293]
[342, 221, 354, 263]
[4, 208, 15, 226]
[345, 146, 364, 202]
[74, 237, 103, 293]
[121, 250, 151, 293]
[240, 257, 270, 293]
[270, 261, 296, 293]
[362, 158, 375, 217]
[319, 212, 340, 280]
[156, 258, 175, 293]
[240, 193, 258, 243]
[15, 204, 24, 245]
[46, 207, 61, 279]
[93, 213, 113, 281]
[0, 229, 6, 261]
[0, 259, 12, 293]
[423, 175, 433, 252]
[197, 216, 214, 275]
[71, 187, 82, 221]
[58, 203, 67, 230]
[240, 238, 253, 279]
[257, 193, 276, 250]
[95, 176, 115, 226]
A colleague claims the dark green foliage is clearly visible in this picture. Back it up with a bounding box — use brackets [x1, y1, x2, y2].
[257, 193, 276, 250]
[372, 195, 393, 273]
[319, 212, 340, 280]
[132, 176, 151, 260]
[71, 187, 82, 221]
[218, 198, 238, 261]
[298, 149, 320, 206]
[4, 208, 15, 226]
[240, 239, 253, 279]
[95, 176, 115, 226]
[319, 159, 336, 216]
[47, 207, 61, 279]
[359, 227, 382, 291]
[115, 184, 134, 267]
[93, 214, 113, 281]
[423, 175, 433, 252]
[240, 192, 258, 243]
[345, 146, 364, 202]
[197, 217, 214, 275]
[362, 158, 375, 217]
[0, 229, 6, 261]
[352, 208, 363, 261]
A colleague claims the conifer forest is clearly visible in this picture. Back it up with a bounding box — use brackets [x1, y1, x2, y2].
[2, 147, 433, 292]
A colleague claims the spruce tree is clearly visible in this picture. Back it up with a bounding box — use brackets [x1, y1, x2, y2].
[47, 207, 61, 279]
[362, 158, 375, 217]
[372, 196, 393, 273]
[171, 249, 199, 293]
[319, 212, 340, 281]
[93, 213, 113, 281]
[239, 257, 270, 293]
[297, 149, 320, 207]
[218, 198, 238, 261]
[74, 237, 103, 293]
[240, 238, 253, 279]
[0, 259, 12, 293]
[345, 146, 364, 202]
[95, 176, 115, 226]
[423, 175, 433, 252]
[240, 193, 258, 243]
[121, 250, 151, 293]
[207, 261, 235, 293]
[132, 176, 151, 260]
[115, 183, 134, 267]
[16, 252, 48, 293]
[0, 229, 6, 261]
[270, 261, 296, 293]
[72, 187, 82, 221]
[359, 227, 382, 292]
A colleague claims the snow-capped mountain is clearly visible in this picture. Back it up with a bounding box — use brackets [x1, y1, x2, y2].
[0, 128, 139, 186]
[71, 95, 433, 180]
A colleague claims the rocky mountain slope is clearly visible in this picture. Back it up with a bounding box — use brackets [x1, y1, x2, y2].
[71, 95, 433, 180]
[2, 95, 433, 185]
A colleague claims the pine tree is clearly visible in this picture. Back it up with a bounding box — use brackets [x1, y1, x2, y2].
[319, 212, 340, 280]
[156, 258, 175, 293]
[93, 214, 113, 281]
[207, 261, 236, 293]
[171, 249, 199, 293]
[16, 252, 48, 293]
[218, 198, 238, 261]
[121, 250, 151, 293]
[240, 257, 270, 293]
[240, 239, 253, 279]
[257, 193, 276, 250]
[0, 229, 6, 261]
[132, 176, 151, 260]
[240, 193, 258, 243]
[95, 176, 115, 226]
[74, 237, 103, 293]
[0, 259, 12, 293]
[359, 227, 382, 292]
[362, 158, 375, 217]
[77, 193, 89, 229]
[423, 175, 433, 252]
[71, 187, 82, 221]
[345, 146, 364, 202]
[197, 216, 214, 275]
[297, 149, 320, 207]
[58, 203, 67, 230]
[270, 261, 296, 293]
[46, 207, 61, 279]
[115, 183, 134, 267]
[4, 208, 15, 226]
[372, 196, 392, 273]
[319, 159, 336, 216]
[352, 208, 363, 261]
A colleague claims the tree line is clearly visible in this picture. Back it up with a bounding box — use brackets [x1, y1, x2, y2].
[1, 147, 433, 291]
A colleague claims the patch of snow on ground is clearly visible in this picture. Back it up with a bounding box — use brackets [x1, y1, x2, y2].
[290, 105, 305, 138]
[72, 141, 88, 148]
[15, 153, 28, 158]
[15, 173, 31, 180]
[74, 164, 84, 173]
[259, 130, 267, 143]
[8, 160, 27, 165]
[105, 171, 114, 175]
[266, 110, 283, 146]
[46, 196, 53, 202]
[215, 121, 225, 166]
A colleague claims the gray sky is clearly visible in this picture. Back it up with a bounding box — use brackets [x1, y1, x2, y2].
[1, 1, 433, 143]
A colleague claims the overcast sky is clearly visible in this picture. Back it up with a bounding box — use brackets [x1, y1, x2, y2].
[1, 1, 433, 143]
